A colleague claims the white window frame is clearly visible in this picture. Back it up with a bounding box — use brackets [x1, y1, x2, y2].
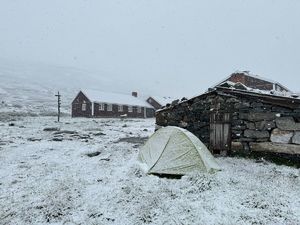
[82, 102, 86, 111]
[118, 105, 123, 112]
[128, 105, 133, 112]
[99, 103, 105, 111]
[137, 106, 142, 113]
[107, 104, 113, 111]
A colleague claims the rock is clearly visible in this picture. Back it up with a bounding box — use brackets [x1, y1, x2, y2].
[171, 99, 179, 106]
[8, 123, 15, 126]
[43, 127, 60, 132]
[234, 102, 250, 109]
[239, 112, 277, 122]
[276, 117, 300, 131]
[86, 151, 101, 157]
[79, 135, 90, 139]
[27, 137, 42, 142]
[231, 142, 243, 152]
[236, 138, 255, 142]
[245, 122, 255, 130]
[244, 130, 269, 139]
[255, 121, 276, 130]
[292, 132, 300, 145]
[100, 158, 110, 161]
[232, 129, 243, 138]
[232, 124, 246, 130]
[53, 130, 77, 135]
[52, 137, 63, 141]
[251, 102, 264, 108]
[249, 142, 300, 155]
[116, 137, 148, 144]
[270, 129, 293, 144]
[181, 97, 188, 101]
[255, 138, 270, 142]
[93, 132, 106, 136]
[179, 121, 188, 128]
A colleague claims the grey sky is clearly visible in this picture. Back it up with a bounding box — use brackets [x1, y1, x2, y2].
[1, 0, 300, 97]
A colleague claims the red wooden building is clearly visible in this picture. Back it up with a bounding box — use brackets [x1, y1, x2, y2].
[72, 90, 155, 118]
[212, 71, 290, 93]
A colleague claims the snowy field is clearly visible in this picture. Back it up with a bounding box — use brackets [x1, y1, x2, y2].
[0, 116, 299, 225]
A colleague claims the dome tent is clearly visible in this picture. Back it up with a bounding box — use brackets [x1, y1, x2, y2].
[138, 126, 221, 175]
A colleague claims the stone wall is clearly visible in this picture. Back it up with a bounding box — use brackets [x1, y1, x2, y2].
[156, 91, 300, 159]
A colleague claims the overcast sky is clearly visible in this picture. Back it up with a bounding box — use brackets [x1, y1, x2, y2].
[0, 0, 300, 97]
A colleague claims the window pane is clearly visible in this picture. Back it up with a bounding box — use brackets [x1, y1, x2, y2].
[82, 103, 86, 111]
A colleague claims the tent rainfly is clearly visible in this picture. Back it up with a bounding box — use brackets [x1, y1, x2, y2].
[138, 126, 221, 175]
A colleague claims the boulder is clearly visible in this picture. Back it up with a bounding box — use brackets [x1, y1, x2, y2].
[276, 117, 300, 131]
[270, 128, 293, 144]
[292, 132, 300, 145]
[244, 129, 269, 139]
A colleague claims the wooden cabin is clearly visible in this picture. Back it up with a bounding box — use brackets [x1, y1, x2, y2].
[72, 90, 155, 118]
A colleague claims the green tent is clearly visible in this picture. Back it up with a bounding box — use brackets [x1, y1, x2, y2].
[138, 126, 221, 175]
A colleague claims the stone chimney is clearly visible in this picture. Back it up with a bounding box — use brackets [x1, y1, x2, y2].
[132, 91, 138, 97]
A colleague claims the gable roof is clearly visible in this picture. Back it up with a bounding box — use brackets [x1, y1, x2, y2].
[150, 96, 174, 106]
[81, 90, 153, 108]
[211, 71, 291, 92]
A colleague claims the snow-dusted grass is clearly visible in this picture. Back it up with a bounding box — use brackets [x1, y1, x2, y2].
[0, 117, 299, 225]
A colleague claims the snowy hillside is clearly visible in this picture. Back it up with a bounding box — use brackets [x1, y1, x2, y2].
[0, 59, 133, 115]
[0, 117, 299, 225]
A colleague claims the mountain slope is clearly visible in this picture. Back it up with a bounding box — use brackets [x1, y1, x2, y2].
[0, 59, 131, 115]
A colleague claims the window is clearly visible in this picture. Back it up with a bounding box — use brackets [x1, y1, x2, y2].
[137, 106, 142, 113]
[128, 106, 133, 112]
[99, 103, 104, 111]
[107, 104, 113, 111]
[82, 102, 86, 111]
[118, 105, 123, 112]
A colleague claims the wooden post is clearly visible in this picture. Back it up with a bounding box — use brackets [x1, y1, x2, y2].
[55, 91, 61, 122]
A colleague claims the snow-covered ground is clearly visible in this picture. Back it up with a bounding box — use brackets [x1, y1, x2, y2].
[0, 116, 299, 225]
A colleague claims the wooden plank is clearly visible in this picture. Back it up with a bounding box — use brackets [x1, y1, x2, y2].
[250, 142, 300, 155]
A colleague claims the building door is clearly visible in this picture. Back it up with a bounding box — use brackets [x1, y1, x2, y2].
[210, 112, 231, 156]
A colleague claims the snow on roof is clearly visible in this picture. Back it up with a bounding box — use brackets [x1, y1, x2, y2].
[81, 90, 153, 108]
[151, 96, 174, 106]
[211, 71, 291, 92]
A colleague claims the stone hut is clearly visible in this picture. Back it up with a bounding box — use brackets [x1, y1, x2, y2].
[156, 87, 300, 164]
